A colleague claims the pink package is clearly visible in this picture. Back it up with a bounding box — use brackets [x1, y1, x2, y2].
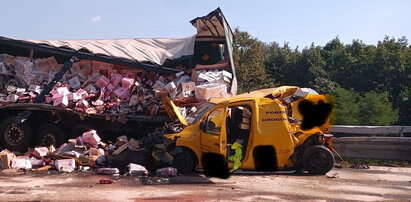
[45, 95, 52, 104]
[53, 95, 69, 107]
[95, 75, 110, 88]
[29, 92, 37, 99]
[82, 130, 101, 148]
[110, 74, 123, 87]
[51, 87, 70, 100]
[113, 88, 131, 100]
[106, 83, 115, 92]
[56, 87, 70, 96]
[33, 147, 49, 158]
[66, 92, 73, 101]
[73, 88, 88, 100]
[98, 87, 106, 100]
[121, 77, 135, 89]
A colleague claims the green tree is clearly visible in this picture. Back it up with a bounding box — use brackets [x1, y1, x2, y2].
[233, 29, 274, 93]
[358, 91, 399, 125]
[332, 88, 399, 125]
[331, 88, 361, 125]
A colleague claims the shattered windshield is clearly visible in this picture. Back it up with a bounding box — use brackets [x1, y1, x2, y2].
[185, 102, 216, 125]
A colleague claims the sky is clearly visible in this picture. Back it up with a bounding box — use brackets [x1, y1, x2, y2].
[1, 0, 410, 49]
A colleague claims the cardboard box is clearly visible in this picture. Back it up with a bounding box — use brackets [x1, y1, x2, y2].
[12, 156, 32, 170]
[55, 159, 76, 172]
[113, 87, 131, 100]
[181, 82, 196, 93]
[110, 74, 123, 87]
[96, 75, 110, 88]
[33, 147, 49, 158]
[0, 149, 15, 169]
[0, 54, 16, 66]
[30, 158, 45, 167]
[68, 76, 81, 89]
[28, 85, 42, 94]
[92, 61, 114, 76]
[121, 77, 135, 89]
[195, 83, 227, 100]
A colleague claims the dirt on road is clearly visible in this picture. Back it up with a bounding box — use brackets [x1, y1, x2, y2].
[0, 166, 410, 201]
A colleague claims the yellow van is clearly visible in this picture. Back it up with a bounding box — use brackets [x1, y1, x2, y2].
[166, 86, 335, 175]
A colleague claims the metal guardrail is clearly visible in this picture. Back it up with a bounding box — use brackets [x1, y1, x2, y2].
[333, 137, 411, 161]
[330, 125, 411, 137]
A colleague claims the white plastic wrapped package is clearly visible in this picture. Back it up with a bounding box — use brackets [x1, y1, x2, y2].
[12, 156, 32, 170]
[55, 159, 76, 172]
[196, 70, 232, 84]
[0, 62, 8, 73]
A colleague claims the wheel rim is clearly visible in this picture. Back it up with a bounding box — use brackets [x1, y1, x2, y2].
[41, 133, 56, 146]
[308, 151, 329, 170]
[5, 125, 24, 146]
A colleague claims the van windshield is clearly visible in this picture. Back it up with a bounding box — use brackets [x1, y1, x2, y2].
[186, 103, 216, 125]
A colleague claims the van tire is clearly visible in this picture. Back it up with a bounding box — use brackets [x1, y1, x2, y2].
[0, 117, 32, 152]
[172, 147, 197, 174]
[37, 123, 66, 147]
[303, 145, 335, 175]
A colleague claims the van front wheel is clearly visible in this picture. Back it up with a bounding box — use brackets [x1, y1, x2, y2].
[303, 145, 335, 175]
[172, 147, 197, 174]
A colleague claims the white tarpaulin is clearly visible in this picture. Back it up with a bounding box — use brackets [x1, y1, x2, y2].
[26, 36, 196, 65]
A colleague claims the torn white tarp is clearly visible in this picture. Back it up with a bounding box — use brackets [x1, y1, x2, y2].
[26, 36, 196, 65]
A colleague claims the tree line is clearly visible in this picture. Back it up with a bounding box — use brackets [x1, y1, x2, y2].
[233, 29, 411, 126]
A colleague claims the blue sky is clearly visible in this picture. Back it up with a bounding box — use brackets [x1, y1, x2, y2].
[1, 0, 410, 49]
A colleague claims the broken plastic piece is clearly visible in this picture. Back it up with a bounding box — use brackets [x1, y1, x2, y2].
[128, 163, 148, 176]
[156, 167, 178, 177]
[96, 168, 119, 175]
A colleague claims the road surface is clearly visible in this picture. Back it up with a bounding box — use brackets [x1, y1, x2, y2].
[0, 166, 410, 201]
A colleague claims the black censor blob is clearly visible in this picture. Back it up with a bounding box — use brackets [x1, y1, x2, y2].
[201, 153, 230, 179]
[298, 99, 333, 130]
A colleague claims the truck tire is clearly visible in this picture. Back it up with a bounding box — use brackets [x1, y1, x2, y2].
[303, 145, 335, 175]
[0, 117, 32, 152]
[36, 123, 66, 147]
[172, 147, 197, 174]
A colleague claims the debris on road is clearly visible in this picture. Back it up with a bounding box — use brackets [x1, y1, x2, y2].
[99, 179, 113, 184]
[0, 149, 15, 169]
[326, 173, 338, 178]
[0, 129, 179, 177]
[156, 167, 178, 177]
[128, 163, 148, 176]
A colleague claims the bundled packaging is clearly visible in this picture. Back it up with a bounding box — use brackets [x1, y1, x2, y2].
[195, 83, 227, 100]
[55, 159, 76, 172]
[12, 156, 32, 170]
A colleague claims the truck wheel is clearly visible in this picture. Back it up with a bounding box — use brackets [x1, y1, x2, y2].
[37, 124, 66, 147]
[0, 117, 32, 152]
[172, 147, 197, 174]
[303, 145, 335, 175]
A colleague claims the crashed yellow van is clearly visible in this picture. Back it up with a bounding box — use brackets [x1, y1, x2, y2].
[166, 86, 335, 175]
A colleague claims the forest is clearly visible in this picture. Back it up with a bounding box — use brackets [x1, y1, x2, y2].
[233, 29, 410, 125]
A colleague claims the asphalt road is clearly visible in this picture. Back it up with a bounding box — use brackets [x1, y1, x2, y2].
[0, 166, 410, 201]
